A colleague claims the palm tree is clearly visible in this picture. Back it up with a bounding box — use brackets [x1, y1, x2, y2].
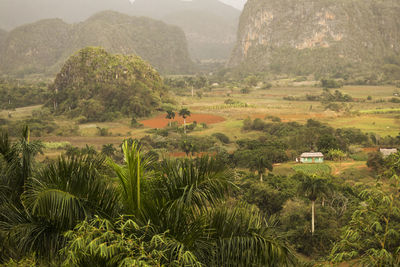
[0, 155, 119, 259]
[0, 126, 43, 198]
[298, 173, 333, 235]
[108, 141, 154, 214]
[61, 216, 202, 266]
[101, 144, 116, 157]
[180, 139, 196, 157]
[165, 110, 175, 127]
[106, 145, 297, 266]
[249, 156, 273, 182]
[208, 205, 296, 266]
[179, 108, 191, 134]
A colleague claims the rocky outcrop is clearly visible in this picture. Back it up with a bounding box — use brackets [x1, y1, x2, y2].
[229, 0, 400, 75]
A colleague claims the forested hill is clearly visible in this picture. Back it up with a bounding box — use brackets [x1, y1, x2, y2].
[51, 47, 165, 122]
[229, 0, 400, 77]
[0, 0, 240, 62]
[0, 11, 193, 76]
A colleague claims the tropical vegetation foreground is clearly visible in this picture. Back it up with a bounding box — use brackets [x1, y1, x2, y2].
[1, 47, 400, 266]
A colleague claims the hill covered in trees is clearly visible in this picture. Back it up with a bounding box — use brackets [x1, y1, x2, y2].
[229, 0, 400, 78]
[0, 0, 240, 62]
[50, 47, 166, 122]
[0, 11, 193, 76]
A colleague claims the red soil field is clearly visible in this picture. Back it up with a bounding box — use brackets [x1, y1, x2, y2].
[140, 113, 225, 128]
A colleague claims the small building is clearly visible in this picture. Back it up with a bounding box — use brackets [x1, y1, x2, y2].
[300, 152, 324, 163]
[380, 148, 398, 158]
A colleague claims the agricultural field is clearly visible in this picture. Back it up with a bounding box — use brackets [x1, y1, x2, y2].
[292, 163, 331, 175]
[2, 79, 398, 188]
[3, 82, 399, 165]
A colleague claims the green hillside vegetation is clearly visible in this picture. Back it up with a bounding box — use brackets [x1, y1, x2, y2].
[0, 19, 71, 76]
[50, 47, 165, 122]
[0, 79, 48, 109]
[229, 0, 400, 80]
[0, 11, 193, 77]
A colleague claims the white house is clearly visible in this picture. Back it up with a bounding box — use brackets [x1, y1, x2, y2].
[380, 148, 398, 158]
[299, 152, 324, 163]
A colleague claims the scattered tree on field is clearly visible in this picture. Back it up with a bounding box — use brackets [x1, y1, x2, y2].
[179, 108, 191, 134]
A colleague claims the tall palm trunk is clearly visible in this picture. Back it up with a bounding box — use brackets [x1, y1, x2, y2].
[259, 172, 263, 182]
[184, 118, 186, 134]
[311, 200, 315, 235]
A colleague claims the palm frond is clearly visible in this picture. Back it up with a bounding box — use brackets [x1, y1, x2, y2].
[158, 156, 236, 215]
[206, 204, 297, 267]
[108, 141, 154, 215]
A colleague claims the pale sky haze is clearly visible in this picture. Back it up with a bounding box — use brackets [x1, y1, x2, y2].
[129, 0, 247, 10]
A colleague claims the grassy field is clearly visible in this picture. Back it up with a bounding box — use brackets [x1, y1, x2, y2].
[292, 163, 332, 175]
[2, 83, 398, 176]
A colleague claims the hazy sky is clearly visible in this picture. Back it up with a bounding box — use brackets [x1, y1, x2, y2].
[219, 0, 247, 10]
[128, 0, 247, 10]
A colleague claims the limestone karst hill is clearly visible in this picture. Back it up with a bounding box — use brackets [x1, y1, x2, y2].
[50, 47, 166, 122]
[229, 0, 400, 77]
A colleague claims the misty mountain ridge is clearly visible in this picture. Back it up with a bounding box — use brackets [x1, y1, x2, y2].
[0, 11, 194, 76]
[0, 0, 241, 61]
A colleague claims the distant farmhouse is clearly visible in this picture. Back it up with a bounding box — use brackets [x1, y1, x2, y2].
[380, 148, 398, 158]
[299, 152, 324, 163]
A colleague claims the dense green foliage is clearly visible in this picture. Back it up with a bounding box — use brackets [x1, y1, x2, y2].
[242, 117, 370, 154]
[284, 88, 353, 103]
[49, 47, 166, 122]
[0, 127, 297, 266]
[330, 182, 400, 266]
[0, 79, 49, 109]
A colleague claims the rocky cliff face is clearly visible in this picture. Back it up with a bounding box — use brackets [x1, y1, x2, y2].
[0, 11, 193, 76]
[229, 0, 400, 75]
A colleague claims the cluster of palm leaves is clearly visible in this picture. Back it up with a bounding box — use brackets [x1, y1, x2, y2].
[0, 127, 296, 266]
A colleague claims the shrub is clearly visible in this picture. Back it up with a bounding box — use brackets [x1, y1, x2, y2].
[97, 127, 110, 136]
[321, 79, 342, 89]
[212, 133, 230, 144]
[262, 82, 273, 89]
[240, 88, 251, 94]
